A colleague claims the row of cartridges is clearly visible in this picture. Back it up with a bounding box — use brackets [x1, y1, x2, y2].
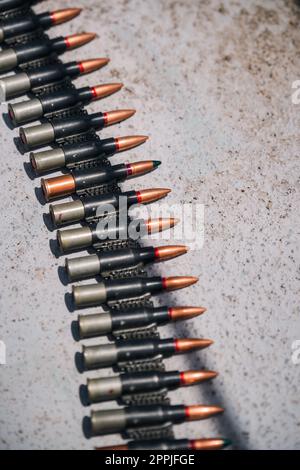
[0, 0, 230, 451]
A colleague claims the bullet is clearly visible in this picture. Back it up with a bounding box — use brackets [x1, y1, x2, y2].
[30, 135, 148, 174]
[0, 8, 81, 43]
[19, 110, 135, 148]
[50, 187, 169, 227]
[82, 337, 212, 370]
[9, 83, 123, 126]
[90, 404, 223, 435]
[73, 275, 197, 308]
[41, 160, 159, 201]
[73, 276, 199, 308]
[78, 306, 206, 338]
[0, 32, 97, 74]
[0, 58, 109, 102]
[57, 217, 177, 253]
[86, 369, 216, 403]
[66, 245, 187, 281]
[96, 438, 231, 451]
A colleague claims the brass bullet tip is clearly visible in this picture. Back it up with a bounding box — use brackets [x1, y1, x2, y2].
[51, 8, 82, 25]
[154, 245, 188, 262]
[175, 338, 213, 352]
[162, 276, 198, 291]
[136, 188, 171, 204]
[115, 135, 149, 152]
[41, 174, 75, 202]
[126, 160, 160, 177]
[95, 445, 128, 450]
[146, 217, 178, 234]
[104, 109, 136, 127]
[91, 83, 123, 100]
[180, 370, 218, 386]
[190, 438, 231, 450]
[168, 306, 207, 320]
[185, 405, 224, 421]
[65, 33, 97, 50]
[78, 58, 110, 74]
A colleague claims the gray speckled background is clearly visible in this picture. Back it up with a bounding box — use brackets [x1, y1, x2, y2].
[0, 0, 299, 450]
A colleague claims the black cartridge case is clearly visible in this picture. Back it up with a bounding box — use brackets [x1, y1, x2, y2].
[91, 404, 186, 435]
[0, 0, 35, 12]
[0, 8, 81, 42]
[20, 112, 106, 148]
[87, 369, 181, 403]
[30, 137, 116, 173]
[50, 190, 136, 227]
[78, 305, 205, 338]
[82, 337, 176, 369]
[57, 218, 147, 253]
[66, 246, 156, 281]
[9, 86, 94, 125]
[0, 35, 68, 73]
[73, 276, 164, 308]
[42, 165, 119, 201]
[78, 305, 170, 337]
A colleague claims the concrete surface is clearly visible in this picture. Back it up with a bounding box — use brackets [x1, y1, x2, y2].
[0, 0, 299, 450]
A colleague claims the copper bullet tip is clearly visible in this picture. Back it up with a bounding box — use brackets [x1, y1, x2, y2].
[78, 58, 110, 74]
[175, 338, 213, 352]
[163, 276, 198, 291]
[190, 438, 231, 450]
[180, 370, 218, 386]
[41, 174, 75, 202]
[51, 8, 82, 25]
[137, 188, 171, 204]
[154, 245, 188, 262]
[104, 109, 136, 127]
[168, 306, 207, 320]
[95, 445, 128, 451]
[65, 33, 97, 50]
[127, 160, 160, 177]
[115, 135, 149, 152]
[185, 405, 224, 421]
[91, 83, 123, 100]
[146, 217, 178, 234]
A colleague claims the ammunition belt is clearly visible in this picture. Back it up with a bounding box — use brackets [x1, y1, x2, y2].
[1, 2, 214, 448]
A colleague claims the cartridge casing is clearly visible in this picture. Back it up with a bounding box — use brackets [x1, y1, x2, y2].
[81, 337, 175, 369]
[8, 98, 43, 126]
[0, 48, 17, 73]
[30, 148, 66, 174]
[82, 342, 117, 369]
[77, 306, 169, 338]
[49, 199, 85, 226]
[66, 254, 101, 281]
[87, 375, 122, 402]
[20, 123, 54, 148]
[57, 226, 93, 252]
[86, 370, 180, 403]
[0, 73, 30, 102]
[91, 409, 127, 435]
[78, 312, 112, 338]
[73, 282, 107, 307]
[90, 404, 186, 435]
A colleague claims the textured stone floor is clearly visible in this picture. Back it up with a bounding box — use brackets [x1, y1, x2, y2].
[0, 0, 299, 450]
